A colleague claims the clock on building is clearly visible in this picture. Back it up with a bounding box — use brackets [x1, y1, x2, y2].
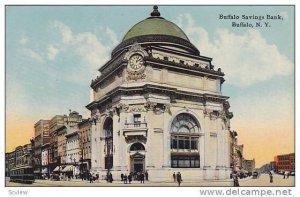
[129, 54, 144, 70]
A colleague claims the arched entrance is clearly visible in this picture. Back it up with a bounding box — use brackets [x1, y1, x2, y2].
[103, 117, 113, 170]
[129, 143, 145, 173]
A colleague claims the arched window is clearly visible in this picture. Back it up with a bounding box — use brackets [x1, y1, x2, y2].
[103, 118, 113, 170]
[130, 143, 145, 151]
[170, 113, 200, 168]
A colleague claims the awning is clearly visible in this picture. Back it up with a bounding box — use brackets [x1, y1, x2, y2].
[42, 168, 48, 173]
[53, 166, 63, 172]
[34, 170, 41, 173]
[62, 165, 73, 172]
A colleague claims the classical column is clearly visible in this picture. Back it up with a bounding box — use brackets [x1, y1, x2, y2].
[216, 118, 223, 169]
[91, 115, 103, 172]
[112, 108, 121, 171]
[203, 109, 211, 169]
[162, 108, 170, 168]
[118, 104, 129, 171]
[145, 108, 156, 169]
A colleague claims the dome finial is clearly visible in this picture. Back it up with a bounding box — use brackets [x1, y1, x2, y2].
[151, 5, 160, 17]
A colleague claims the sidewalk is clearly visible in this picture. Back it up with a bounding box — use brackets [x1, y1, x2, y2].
[35, 176, 253, 184]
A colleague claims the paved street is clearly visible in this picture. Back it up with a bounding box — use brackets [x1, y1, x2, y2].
[6, 174, 294, 187]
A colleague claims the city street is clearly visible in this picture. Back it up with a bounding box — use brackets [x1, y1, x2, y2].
[6, 174, 294, 187]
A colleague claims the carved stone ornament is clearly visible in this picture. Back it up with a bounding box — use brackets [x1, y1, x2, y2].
[203, 108, 223, 120]
[127, 72, 146, 81]
[128, 104, 147, 112]
[125, 135, 147, 144]
[144, 101, 157, 111]
[116, 103, 129, 113]
[144, 102, 171, 114]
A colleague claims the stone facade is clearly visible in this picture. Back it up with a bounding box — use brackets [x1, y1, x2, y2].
[34, 119, 50, 176]
[78, 119, 92, 176]
[86, 7, 233, 182]
[243, 159, 255, 173]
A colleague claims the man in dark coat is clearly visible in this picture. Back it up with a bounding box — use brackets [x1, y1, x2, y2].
[145, 170, 149, 181]
[123, 174, 128, 184]
[121, 173, 124, 181]
[128, 173, 132, 184]
[269, 171, 273, 183]
[232, 173, 239, 187]
[89, 173, 93, 183]
[176, 172, 182, 186]
[140, 173, 145, 183]
[109, 172, 113, 183]
[173, 172, 176, 182]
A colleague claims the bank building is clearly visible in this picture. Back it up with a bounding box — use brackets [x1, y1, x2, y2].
[86, 6, 233, 181]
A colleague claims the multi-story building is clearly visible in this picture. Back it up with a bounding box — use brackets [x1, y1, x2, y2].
[41, 143, 50, 176]
[243, 159, 255, 173]
[57, 126, 67, 165]
[229, 130, 238, 171]
[7, 151, 16, 176]
[5, 153, 9, 176]
[78, 119, 92, 178]
[49, 115, 65, 169]
[49, 111, 82, 173]
[65, 125, 81, 177]
[236, 145, 244, 170]
[86, 6, 234, 181]
[274, 153, 295, 173]
[34, 119, 50, 178]
[15, 146, 24, 167]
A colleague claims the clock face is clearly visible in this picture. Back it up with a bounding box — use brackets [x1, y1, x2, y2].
[129, 54, 144, 70]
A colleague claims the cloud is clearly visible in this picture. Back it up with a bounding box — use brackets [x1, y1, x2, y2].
[105, 26, 119, 46]
[47, 45, 59, 60]
[52, 21, 73, 44]
[49, 21, 116, 83]
[279, 11, 289, 20]
[176, 13, 294, 87]
[19, 35, 28, 45]
[23, 48, 44, 63]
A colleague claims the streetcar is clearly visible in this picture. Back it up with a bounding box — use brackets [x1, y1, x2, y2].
[9, 166, 35, 184]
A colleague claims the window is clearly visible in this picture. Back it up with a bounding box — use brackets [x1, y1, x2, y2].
[180, 60, 185, 64]
[171, 155, 200, 168]
[133, 114, 141, 123]
[170, 113, 200, 168]
[164, 57, 169, 61]
[130, 143, 145, 151]
[103, 118, 113, 169]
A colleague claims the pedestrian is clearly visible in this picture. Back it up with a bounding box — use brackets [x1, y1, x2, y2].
[269, 171, 273, 183]
[123, 174, 128, 184]
[176, 172, 182, 186]
[283, 171, 286, 179]
[173, 172, 176, 182]
[89, 173, 93, 183]
[121, 173, 124, 181]
[140, 172, 145, 184]
[232, 173, 239, 187]
[109, 172, 113, 183]
[128, 173, 132, 184]
[145, 170, 149, 181]
[137, 172, 140, 181]
[287, 172, 290, 179]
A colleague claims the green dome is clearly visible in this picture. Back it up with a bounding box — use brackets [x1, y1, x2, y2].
[122, 17, 190, 42]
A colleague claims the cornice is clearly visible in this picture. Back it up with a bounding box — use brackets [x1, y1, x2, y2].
[144, 56, 225, 77]
[86, 84, 229, 110]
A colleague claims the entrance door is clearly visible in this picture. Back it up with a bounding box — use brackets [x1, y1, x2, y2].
[130, 154, 145, 173]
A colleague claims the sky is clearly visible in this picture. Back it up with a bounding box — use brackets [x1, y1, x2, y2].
[5, 5, 294, 167]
